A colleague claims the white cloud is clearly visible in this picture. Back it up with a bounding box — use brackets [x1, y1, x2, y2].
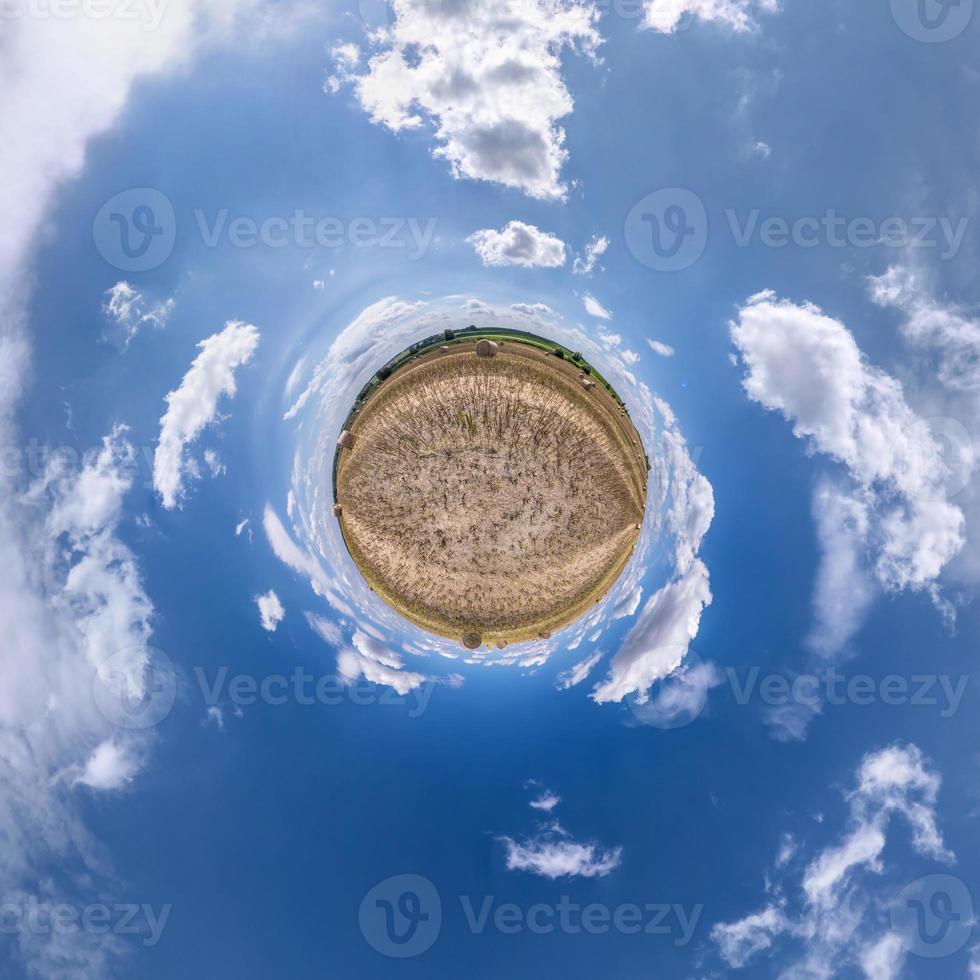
[0, 429, 159, 972]
[592, 560, 712, 704]
[970, 945, 980, 979]
[73, 740, 141, 791]
[712, 744, 951, 976]
[647, 338, 675, 357]
[859, 933, 906, 980]
[529, 789, 561, 812]
[869, 264, 980, 581]
[572, 234, 609, 275]
[642, 0, 779, 34]
[556, 651, 603, 689]
[102, 281, 174, 348]
[869, 265, 980, 397]
[255, 589, 285, 632]
[806, 480, 875, 658]
[731, 290, 964, 661]
[500, 832, 622, 878]
[153, 321, 260, 509]
[305, 612, 343, 649]
[329, 0, 602, 199]
[712, 905, 790, 967]
[467, 221, 567, 268]
[336, 645, 429, 695]
[583, 292, 612, 319]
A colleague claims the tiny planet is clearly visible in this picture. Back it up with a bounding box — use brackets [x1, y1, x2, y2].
[333, 327, 648, 649]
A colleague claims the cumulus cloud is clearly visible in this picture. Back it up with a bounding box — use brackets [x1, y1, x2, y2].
[102, 281, 174, 348]
[328, 0, 602, 199]
[467, 221, 566, 268]
[711, 744, 951, 977]
[583, 292, 612, 319]
[153, 321, 260, 509]
[731, 290, 964, 661]
[642, 0, 779, 33]
[572, 234, 609, 275]
[256, 589, 285, 632]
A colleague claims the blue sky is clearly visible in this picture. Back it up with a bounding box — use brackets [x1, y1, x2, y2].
[3, 0, 980, 977]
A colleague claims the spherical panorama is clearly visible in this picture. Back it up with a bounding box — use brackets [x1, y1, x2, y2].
[332, 327, 649, 649]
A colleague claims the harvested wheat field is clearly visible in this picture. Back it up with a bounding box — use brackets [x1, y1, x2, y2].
[333, 333, 648, 648]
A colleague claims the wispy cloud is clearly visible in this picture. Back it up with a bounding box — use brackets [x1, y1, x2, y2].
[154, 321, 260, 509]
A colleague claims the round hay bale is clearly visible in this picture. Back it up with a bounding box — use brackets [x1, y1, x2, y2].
[475, 339, 498, 359]
[462, 631, 482, 649]
[337, 430, 354, 449]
